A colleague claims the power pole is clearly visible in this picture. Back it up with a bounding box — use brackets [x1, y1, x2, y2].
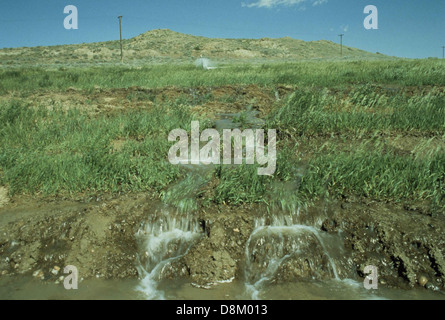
[339, 34, 344, 58]
[442, 46, 445, 59]
[118, 16, 123, 63]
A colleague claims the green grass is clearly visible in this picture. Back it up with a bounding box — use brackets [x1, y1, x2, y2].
[302, 143, 444, 207]
[0, 100, 203, 195]
[0, 59, 444, 212]
[210, 140, 444, 210]
[268, 85, 445, 136]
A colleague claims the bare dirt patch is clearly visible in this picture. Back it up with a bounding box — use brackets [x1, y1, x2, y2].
[0, 85, 285, 119]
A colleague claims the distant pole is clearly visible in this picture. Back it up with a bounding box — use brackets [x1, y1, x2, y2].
[442, 46, 445, 59]
[339, 34, 344, 58]
[118, 16, 123, 63]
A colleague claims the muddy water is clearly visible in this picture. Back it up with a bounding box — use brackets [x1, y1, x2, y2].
[3, 193, 444, 300]
[1, 199, 444, 300]
[1, 276, 444, 300]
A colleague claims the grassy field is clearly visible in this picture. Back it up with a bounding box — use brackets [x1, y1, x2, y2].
[0, 60, 444, 211]
[1, 60, 445, 93]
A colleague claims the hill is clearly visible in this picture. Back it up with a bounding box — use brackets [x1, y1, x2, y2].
[0, 29, 389, 67]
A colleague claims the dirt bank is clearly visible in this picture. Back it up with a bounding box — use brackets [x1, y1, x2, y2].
[0, 193, 444, 293]
[0, 194, 149, 281]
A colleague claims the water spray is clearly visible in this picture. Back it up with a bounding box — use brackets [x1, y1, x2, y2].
[194, 55, 218, 70]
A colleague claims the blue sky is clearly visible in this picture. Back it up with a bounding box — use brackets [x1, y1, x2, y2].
[0, 0, 443, 58]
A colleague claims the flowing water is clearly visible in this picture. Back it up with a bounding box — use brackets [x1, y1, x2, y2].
[1, 266, 444, 300]
[134, 205, 346, 300]
[135, 208, 203, 299]
[1, 108, 444, 301]
[244, 213, 340, 300]
[1, 201, 445, 300]
[129, 205, 443, 300]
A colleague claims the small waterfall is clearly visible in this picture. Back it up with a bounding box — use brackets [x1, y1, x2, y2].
[244, 209, 341, 300]
[135, 208, 203, 300]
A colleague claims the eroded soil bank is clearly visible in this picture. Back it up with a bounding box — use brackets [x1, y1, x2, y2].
[0, 193, 444, 297]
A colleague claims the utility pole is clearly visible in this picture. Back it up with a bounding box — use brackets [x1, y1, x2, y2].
[339, 34, 344, 58]
[118, 16, 123, 63]
[442, 46, 445, 59]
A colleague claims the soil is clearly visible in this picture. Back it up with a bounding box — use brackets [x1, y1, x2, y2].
[0, 84, 286, 119]
[0, 192, 444, 292]
[0, 193, 148, 281]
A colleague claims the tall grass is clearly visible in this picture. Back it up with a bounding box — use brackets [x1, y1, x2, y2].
[302, 143, 444, 207]
[268, 86, 445, 136]
[0, 100, 201, 195]
[211, 140, 444, 209]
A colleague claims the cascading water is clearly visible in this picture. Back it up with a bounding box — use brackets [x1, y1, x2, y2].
[135, 207, 203, 300]
[243, 208, 342, 300]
